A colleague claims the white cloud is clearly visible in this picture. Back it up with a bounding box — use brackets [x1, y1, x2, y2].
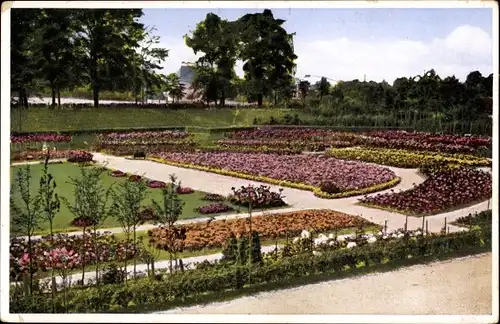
[157, 24, 492, 84]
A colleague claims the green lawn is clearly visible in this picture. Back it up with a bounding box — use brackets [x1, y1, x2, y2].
[11, 107, 306, 132]
[9, 163, 267, 235]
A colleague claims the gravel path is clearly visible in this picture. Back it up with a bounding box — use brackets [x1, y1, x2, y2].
[154, 253, 493, 315]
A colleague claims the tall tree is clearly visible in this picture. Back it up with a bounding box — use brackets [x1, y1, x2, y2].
[316, 77, 331, 101]
[237, 9, 297, 107]
[185, 13, 239, 107]
[72, 9, 145, 107]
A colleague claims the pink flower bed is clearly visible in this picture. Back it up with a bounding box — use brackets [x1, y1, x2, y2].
[11, 133, 72, 143]
[177, 186, 194, 194]
[154, 152, 397, 191]
[97, 130, 190, 145]
[230, 127, 353, 140]
[110, 170, 126, 177]
[148, 180, 166, 189]
[195, 203, 234, 214]
[359, 167, 492, 215]
[67, 150, 93, 163]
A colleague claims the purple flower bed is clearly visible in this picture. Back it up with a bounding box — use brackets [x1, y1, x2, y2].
[110, 170, 126, 177]
[359, 167, 492, 215]
[155, 152, 397, 191]
[195, 203, 234, 214]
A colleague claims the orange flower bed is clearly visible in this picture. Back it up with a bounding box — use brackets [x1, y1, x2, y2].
[147, 209, 374, 251]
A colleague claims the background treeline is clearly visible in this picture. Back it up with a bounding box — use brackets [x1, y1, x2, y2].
[11, 9, 493, 135]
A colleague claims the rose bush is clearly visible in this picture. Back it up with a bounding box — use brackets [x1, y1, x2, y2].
[359, 167, 492, 215]
[228, 185, 287, 208]
[151, 152, 397, 193]
[148, 209, 374, 251]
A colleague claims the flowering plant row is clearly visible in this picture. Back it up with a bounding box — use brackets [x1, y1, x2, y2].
[195, 203, 234, 214]
[201, 145, 303, 155]
[9, 231, 136, 281]
[217, 139, 354, 151]
[148, 209, 374, 251]
[359, 167, 492, 215]
[99, 143, 197, 156]
[227, 128, 490, 154]
[230, 127, 357, 141]
[327, 147, 491, 168]
[363, 131, 491, 148]
[150, 152, 398, 196]
[11, 134, 72, 144]
[97, 130, 190, 142]
[11, 150, 73, 162]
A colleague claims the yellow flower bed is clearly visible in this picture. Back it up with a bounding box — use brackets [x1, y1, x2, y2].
[326, 148, 491, 168]
[148, 157, 401, 199]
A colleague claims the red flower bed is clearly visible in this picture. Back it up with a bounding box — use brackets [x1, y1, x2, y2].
[154, 152, 397, 191]
[202, 193, 226, 201]
[177, 186, 194, 194]
[67, 150, 93, 163]
[110, 170, 126, 177]
[360, 131, 491, 154]
[11, 133, 72, 144]
[359, 167, 492, 215]
[195, 203, 234, 214]
[147, 180, 166, 189]
[230, 127, 355, 141]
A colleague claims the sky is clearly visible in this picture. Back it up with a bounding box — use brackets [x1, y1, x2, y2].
[140, 7, 493, 84]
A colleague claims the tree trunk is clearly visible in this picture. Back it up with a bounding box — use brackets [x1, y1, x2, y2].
[93, 86, 99, 108]
[57, 87, 61, 107]
[22, 88, 28, 108]
[51, 82, 56, 107]
[257, 94, 263, 107]
[81, 227, 86, 286]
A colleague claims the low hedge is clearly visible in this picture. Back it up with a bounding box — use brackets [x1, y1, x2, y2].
[11, 226, 491, 313]
[147, 157, 401, 199]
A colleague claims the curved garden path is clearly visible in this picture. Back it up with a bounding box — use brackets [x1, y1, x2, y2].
[89, 152, 491, 235]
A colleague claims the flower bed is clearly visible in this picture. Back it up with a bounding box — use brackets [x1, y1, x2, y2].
[9, 232, 136, 281]
[110, 170, 126, 177]
[147, 180, 166, 189]
[200, 145, 303, 155]
[194, 203, 234, 214]
[11, 134, 72, 144]
[11, 150, 72, 162]
[67, 150, 94, 163]
[229, 127, 356, 141]
[359, 131, 491, 154]
[148, 209, 374, 251]
[97, 130, 190, 144]
[177, 186, 194, 194]
[150, 152, 400, 199]
[217, 139, 354, 151]
[228, 185, 287, 208]
[359, 167, 492, 216]
[327, 148, 491, 168]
